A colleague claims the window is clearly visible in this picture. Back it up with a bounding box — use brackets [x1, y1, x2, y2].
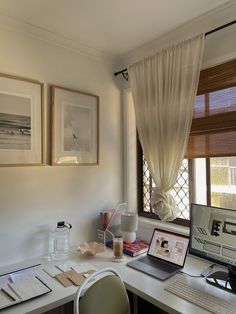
[140, 157, 191, 221]
[137, 59, 236, 225]
[210, 157, 236, 209]
[137, 137, 193, 226]
[139, 156, 236, 226]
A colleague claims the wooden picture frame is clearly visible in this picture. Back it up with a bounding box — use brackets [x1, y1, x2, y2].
[0, 73, 44, 166]
[51, 85, 99, 165]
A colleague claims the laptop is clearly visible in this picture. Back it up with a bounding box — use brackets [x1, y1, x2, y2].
[127, 228, 189, 280]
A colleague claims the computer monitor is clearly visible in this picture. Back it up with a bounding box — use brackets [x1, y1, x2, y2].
[189, 203, 236, 292]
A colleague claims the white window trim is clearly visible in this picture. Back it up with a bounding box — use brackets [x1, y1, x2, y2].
[123, 88, 137, 211]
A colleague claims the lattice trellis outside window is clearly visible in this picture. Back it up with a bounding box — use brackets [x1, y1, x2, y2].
[142, 158, 190, 220]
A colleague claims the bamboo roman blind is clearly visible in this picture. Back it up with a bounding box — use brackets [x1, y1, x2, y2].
[186, 59, 236, 158]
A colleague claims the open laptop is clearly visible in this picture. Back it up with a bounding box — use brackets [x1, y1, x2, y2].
[127, 228, 189, 280]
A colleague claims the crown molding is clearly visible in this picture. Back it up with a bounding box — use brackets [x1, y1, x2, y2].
[115, 0, 236, 69]
[0, 14, 115, 64]
[0, 1, 235, 70]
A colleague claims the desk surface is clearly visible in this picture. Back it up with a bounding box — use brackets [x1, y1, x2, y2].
[1, 249, 236, 314]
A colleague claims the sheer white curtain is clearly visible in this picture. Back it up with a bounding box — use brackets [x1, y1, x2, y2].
[128, 34, 204, 221]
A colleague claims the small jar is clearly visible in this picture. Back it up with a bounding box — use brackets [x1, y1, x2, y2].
[113, 236, 123, 259]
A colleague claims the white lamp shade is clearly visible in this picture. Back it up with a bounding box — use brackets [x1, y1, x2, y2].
[121, 213, 138, 232]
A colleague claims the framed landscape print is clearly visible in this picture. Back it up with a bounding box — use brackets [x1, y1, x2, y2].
[51, 86, 99, 165]
[0, 73, 44, 166]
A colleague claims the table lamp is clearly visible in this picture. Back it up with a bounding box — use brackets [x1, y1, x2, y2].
[121, 212, 138, 243]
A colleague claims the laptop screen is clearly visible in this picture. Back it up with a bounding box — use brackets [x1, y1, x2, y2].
[148, 229, 189, 267]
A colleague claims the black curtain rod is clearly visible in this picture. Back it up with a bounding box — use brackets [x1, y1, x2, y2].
[205, 19, 236, 36]
[114, 19, 236, 79]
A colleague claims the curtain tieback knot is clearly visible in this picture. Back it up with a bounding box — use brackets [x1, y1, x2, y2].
[151, 188, 180, 221]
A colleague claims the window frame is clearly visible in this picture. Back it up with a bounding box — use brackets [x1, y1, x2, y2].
[137, 137, 193, 227]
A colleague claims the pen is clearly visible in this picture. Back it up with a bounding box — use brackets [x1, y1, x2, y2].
[7, 283, 22, 300]
[1, 288, 16, 302]
[34, 276, 52, 292]
[55, 265, 65, 272]
[0, 263, 41, 277]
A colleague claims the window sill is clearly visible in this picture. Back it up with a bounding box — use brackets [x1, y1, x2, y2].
[137, 216, 189, 242]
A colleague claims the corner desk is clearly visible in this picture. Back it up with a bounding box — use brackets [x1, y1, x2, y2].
[1, 248, 236, 314]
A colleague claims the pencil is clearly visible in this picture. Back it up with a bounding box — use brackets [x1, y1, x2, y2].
[7, 283, 22, 300]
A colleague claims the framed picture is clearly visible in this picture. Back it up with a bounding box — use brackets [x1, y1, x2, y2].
[51, 86, 99, 165]
[0, 73, 44, 166]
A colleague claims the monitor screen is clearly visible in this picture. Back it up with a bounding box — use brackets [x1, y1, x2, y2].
[189, 203, 236, 267]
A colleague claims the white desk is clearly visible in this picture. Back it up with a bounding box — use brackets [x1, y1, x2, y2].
[1, 249, 236, 314]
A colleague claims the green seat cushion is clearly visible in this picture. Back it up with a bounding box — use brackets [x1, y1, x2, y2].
[79, 275, 130, 314]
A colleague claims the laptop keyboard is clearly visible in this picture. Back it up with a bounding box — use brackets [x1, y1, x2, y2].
[139, 256, 179, 273]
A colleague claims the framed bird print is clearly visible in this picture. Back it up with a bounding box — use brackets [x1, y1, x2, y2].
[51, 86, 99, 165]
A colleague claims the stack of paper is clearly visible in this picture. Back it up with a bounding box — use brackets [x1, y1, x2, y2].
[8, 277, 51, 300]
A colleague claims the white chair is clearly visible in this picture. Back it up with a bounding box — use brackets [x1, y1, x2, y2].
[74, 267, 130, 314]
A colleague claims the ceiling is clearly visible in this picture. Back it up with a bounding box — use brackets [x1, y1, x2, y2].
[0, 0, 232, 57]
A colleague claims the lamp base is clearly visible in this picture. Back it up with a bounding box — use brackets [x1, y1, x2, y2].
[122, 231, 136, 243]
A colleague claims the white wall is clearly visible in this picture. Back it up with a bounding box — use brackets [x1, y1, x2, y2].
[116, 1, 236, 71]
[0, 27, 122, 266]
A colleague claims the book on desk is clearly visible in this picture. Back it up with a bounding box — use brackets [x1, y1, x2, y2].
[106, 239, 149, 257]
[0, 267, 52, 311]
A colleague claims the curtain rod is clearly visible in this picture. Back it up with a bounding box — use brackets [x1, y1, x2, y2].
[114, 19, 236, 80]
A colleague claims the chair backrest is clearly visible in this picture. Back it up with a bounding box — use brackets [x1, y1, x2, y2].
[74, 267, 130, 314]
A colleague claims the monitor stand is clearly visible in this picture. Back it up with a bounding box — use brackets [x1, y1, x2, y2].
[206, 267, 236, 294]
